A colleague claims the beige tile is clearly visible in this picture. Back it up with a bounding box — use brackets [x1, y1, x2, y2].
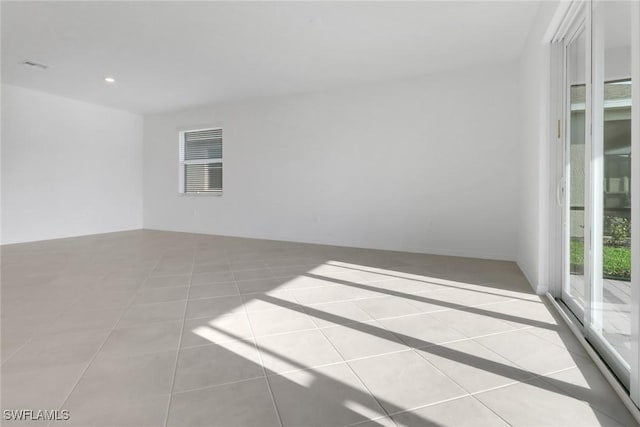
[188, 282, 238, 299]
[293, 285, 378, 305]
[364, 277, 442, 294]
[475, 378, 626, 427]
[143, 275, 190, 288]
[269, 265, 318, 279]
[3, 231, 633, 427]
[281, 274, 342, 289]
[542, 357, 637, 426]
[349, 417, 397, 427]
[39, 308, 123, 335]
[268, 363, 388, 427]
[416, 339, 535, 393]
[391, 396, 509, 427]
[321, 321, 407, 360]
[256, 329, 343, 374]
[233, 268, 274, 281]
[428, 309, 517, 338]
[235, 277, 287, 294]
[400, 292, 451, 313]
[58, 394, 169, 427]
[304, 300, 374, 328]
[186, 295, 244, 319]
[118, 300, 186, 327]
[241, 291, 300, 312]
[378, 313, 467, 348]
[132, 286, 189, 305]
[230, 260, 270, 271]
[173, 340, 263, 392]
[70, 289, 137, 310]
[101, 275, 145, 291]
[354, 296, 422, 320]
[167, 378, 280, 427]
[348, 351, 467, 413]
[151, 262, 192, 277]
[100, 321, 182, 357]
[248, 308, 317, 337]
[427, 286, 515, 307]
[191, 271, 235, 286]
[474, 329, 587, 377]
[526, 322, 589, 357]
[3, 329, 110, 372]
[1, 362, 89, 410]
[182, 314, 254, 347]
[480, 298, 561, 329]
[73, 350, 177, 398]
[192, 262, 230, 274]
[1, 334, 31, 363]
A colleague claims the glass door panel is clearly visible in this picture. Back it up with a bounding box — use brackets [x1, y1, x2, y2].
[588, 0, 632, 384]
[564, 21, 588, 318]
[557, 0, 638, 403]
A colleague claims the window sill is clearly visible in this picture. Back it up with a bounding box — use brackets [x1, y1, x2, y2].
[179, 192, 223, 197]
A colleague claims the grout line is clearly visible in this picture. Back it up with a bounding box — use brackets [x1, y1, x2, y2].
[248, 326, 535, 378]
[177, 319, 536, 357]
[14, 280, 104, 345]
[252, 309, 531, 341]
[346, 364, 583, 427]
[347, 414, 397, 427]
[375, 319, 486, 419]
[468, 365, 579, 397]
[466, 394, 514, 426]
[0, 337, 33, 367]
[238, 289, 535, 316]
[370, 394, 475, 423]
[51, 270, 541, 320]
[171, 373, 267, 396]
[48, 253, 168, 427]
[402, 337, 517, 426]
[313, 321, 400, 426]
[159, 348, 406, 398]
[6, 233, 567, 427]
[234, 268, 284, 427]
[162, 240, 199, 427]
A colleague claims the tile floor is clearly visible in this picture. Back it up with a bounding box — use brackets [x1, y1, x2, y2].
[1, 230, 637, 426]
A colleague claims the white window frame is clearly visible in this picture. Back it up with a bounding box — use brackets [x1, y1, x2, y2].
[630, 0, 640, 406]
[178, 126, 223, 196]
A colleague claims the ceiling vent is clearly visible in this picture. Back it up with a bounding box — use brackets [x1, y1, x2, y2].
[22, 60, 48, 70]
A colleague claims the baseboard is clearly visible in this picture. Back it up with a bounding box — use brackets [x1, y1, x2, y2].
[141, 226, 516, 262]
[0, 227, 144, 246]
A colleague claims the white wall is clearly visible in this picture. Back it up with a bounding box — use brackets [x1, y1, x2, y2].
[517, 1, 560, 293]
[1, 84, 143, 244]
[144, 62, 521, 260]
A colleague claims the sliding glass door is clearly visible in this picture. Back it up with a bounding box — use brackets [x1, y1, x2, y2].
[587, 0, 633, 384]
[559, 0, 635, 391]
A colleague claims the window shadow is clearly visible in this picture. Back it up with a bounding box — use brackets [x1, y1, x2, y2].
[302, 272, 558, 331]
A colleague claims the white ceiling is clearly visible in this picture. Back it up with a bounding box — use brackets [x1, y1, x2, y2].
[1, 1, 540, 114]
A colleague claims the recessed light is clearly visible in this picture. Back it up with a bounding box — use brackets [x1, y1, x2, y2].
[104, 77, 116, 83]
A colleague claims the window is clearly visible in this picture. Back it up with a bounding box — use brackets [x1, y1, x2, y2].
[179, 128, 222, 194]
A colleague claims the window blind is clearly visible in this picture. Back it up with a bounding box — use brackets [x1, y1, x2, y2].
[184, 129, 222, 160]
[181, 128, 222, 193]
[185, 163, 222, 193]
